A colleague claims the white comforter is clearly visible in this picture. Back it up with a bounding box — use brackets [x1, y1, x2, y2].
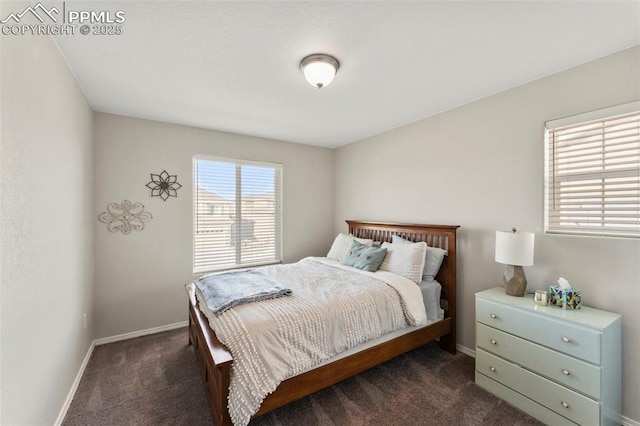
[195, 257, 427, 426]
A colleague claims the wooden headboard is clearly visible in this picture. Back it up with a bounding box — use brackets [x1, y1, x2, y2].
[346, 220, 460, 332]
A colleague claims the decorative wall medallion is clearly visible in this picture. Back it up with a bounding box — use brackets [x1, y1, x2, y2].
[146, 170, 182, 201]
[98, 200, 152, 234]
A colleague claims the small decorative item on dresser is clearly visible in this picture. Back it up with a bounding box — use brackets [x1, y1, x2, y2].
[564, 289, 583, 310]
[533, 290, 549, 306]
[549, 277, 582, 310]
[550, 287, 582, 309]
[549, 286, 565, 307]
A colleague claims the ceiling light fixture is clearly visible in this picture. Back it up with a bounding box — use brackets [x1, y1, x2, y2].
[300, 54, 340, 89]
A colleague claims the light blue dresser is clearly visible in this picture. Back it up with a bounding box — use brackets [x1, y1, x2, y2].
[475, 287, 621, 426]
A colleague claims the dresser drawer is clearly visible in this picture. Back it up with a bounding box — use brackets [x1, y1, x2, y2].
[477, 323, 601, 399]
[477, 349, 599, 425]
[476, 372, 578, 426]
[476, 298, 601, 364]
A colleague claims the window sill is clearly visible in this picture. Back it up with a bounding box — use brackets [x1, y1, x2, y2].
[193, 260, 282, 277]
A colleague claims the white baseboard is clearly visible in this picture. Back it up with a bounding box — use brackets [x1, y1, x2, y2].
[93, 321, 189, 346]
[456, 343, 475, 358]
[54, 341, 95, 426]
[622, 414, 640, 426]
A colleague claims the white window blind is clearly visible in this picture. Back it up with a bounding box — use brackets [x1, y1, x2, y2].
[545, 101, 640, 238]
[193, 156, 282, 273]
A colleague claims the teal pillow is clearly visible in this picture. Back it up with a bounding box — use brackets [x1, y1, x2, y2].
[342, 240, 388, 272]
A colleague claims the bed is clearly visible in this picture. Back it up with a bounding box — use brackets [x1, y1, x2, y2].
[187, 220, 459, 425]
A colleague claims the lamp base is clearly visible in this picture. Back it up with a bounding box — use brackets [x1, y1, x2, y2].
[503, 265, 527, 297]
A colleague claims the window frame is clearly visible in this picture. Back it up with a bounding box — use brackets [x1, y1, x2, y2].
[544, 101, 640, 238]
[193, 155, 283, 273]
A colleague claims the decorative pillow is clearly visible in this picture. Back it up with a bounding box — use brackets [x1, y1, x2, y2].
[327, 233, 374, 262]
[424, 247, 447, 281]
[342, 240, 388, 272]
[379, 241, 427, 284]
[392, 235, 447, 281]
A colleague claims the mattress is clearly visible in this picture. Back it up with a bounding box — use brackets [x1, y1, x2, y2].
[300, 277, 444, 373]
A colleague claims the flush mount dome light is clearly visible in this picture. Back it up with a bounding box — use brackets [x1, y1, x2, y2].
[300, 54, 340, 89]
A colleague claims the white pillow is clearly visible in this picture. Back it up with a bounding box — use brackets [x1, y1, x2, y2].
[392, 235, 447, 281]
[327, 233, 374, 262]
[379, 241, 427, 284]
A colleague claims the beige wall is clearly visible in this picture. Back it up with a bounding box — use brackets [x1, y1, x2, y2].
[0, 1, 95, 423]
[93, 113, 334, 338]
[334, 46, 640, 422]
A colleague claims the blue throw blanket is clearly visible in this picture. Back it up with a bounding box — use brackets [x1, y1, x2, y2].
[195, 270, 292, 316]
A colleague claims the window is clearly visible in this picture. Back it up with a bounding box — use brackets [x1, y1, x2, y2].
[193, 156, 282, 272]
[545, 101, 640, 238]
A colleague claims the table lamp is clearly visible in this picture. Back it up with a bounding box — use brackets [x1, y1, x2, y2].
[495, 228, 535, 297]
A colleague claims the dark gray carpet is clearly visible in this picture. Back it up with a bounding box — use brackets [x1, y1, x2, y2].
[63, 327, 543, 426]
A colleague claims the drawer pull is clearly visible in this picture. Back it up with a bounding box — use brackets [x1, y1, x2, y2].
[490, 313, 497, 319]
[490, 339, 497, 345]
[562, 369, 570, 376]
[562, 336, 572, 343]
[490, 366, 496, 372]
[561, 401, 570, 409]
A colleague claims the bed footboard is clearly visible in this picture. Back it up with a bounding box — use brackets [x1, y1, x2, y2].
[188, 300, 233, 426]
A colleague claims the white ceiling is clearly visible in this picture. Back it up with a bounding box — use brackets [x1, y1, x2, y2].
[51, 1, 640, 148]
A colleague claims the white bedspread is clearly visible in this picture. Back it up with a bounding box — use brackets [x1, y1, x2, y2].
[194, 257, 427, 426]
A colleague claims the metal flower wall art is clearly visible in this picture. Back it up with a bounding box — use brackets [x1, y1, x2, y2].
[98, 200, 153, 235]
[146, 170, 182, 201]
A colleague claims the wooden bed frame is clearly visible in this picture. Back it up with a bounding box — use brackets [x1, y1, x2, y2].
[187, 220, 459, 425]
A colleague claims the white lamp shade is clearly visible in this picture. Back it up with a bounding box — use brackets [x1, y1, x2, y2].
[495, 230, 535, 266]
[302, 61, 336, 88]
[300, 54, 339, 89]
